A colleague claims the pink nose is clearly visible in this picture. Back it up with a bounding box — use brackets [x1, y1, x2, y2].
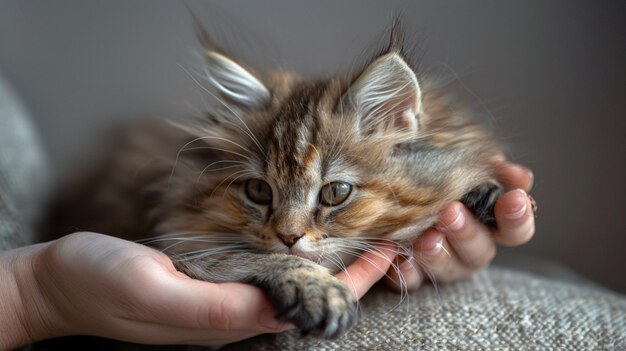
[277, 233, 303, 248]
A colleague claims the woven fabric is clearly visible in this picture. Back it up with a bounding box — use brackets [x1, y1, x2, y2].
[224, 267, 626, 350]
[0, 73, 49, 251]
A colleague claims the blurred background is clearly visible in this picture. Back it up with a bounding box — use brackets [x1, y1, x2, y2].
[0, 1, 624, 292]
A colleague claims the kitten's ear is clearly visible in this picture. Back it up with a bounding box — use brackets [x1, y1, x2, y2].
[204, 52, 270, 108]
[342, 53, 422, 137]
[189, 10, 270, 108]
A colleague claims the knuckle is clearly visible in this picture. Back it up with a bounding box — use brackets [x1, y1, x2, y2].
[395, 259, 422, 289]
[208, 296, 234, 331]
[402, 268, 423, 291]
[448, 218, 481, 242]
[485, 243, 497, 262]
[430, 252, 456, 280]
[422, 244, 448, 265]
[432, 267, 462, 284]
[467, 244, 496, 268]
[449, 226, 476, 241]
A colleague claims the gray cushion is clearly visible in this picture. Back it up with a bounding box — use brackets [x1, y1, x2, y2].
[224, 267, 626, 350]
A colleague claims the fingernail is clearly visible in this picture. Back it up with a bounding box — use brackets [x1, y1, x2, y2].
[422, 237, 443, 256]
[504, 189, 528, 220]
[260, 308, 281, 330]
[444, 208, 465, 232]
[526, 169, 534, 191]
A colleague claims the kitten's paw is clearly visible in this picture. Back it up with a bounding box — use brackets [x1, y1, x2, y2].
[460, 181, 504, 228]
[264, 262, 357, 339]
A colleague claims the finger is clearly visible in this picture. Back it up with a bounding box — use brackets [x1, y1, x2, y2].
[414, 229, 474, 283]
[495, 163, 534, 191]
[100, 315, 271, 346]
[493, 189, 536, 246]
[87, 266, 281, 344]
[336, 244, 397, 299]
[156, 276, 292, 334]
[437, 202, 497, 269]
[383, 255, 425, 292]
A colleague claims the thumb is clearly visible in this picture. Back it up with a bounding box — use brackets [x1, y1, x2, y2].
[159, 275, 291, 333]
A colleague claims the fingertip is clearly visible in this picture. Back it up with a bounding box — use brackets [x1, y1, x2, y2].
[526, 169, 534, 191]
[437, 203, 485, 242]
[417, 230, 445, 257]
[495, 189, 529, 221]
[398, 258, 424, 291]
[494, 190, 536, 246]
[504, 189, 529, 220]
[437, 202, 465, 232]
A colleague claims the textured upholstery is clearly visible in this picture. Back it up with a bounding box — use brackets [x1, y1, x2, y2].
[224, 268, 626, 350]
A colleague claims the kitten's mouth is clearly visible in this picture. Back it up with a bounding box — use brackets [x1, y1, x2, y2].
[286, 248, 354, 273]
[267, 244, 352, 271]
[266, 241, 318, 260]
[287, 248, 321, 263]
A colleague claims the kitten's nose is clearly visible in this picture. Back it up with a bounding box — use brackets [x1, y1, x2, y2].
[277, 233, 303, 248]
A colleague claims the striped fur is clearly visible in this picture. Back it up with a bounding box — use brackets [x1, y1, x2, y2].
[49, 25, 505, 339]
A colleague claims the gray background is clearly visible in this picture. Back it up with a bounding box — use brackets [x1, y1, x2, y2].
[1, 1, 624, 292]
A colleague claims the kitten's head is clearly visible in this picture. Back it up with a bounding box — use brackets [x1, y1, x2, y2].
[163, 27, 496, 270]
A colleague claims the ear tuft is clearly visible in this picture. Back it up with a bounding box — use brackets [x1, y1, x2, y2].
[186, 8, 270, 109]
[345, 53, 421, 137]
[205, 52, 270, 108]
[386, 17, 405, 54]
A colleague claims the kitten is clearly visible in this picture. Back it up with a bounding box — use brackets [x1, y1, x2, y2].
[49, 22, 505, 339]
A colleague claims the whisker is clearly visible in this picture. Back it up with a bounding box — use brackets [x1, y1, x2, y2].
[221, 171, 257, 200]
[329, 244, 410, 316]
[410, 252, 442, 301]
[180, 145, 254, 162]
[196, 162, 245, 185]
[332, 247, 396, 282]
[137, 232, 221, 244]
[176, 245, 249, 258]
[326, 252, 363, 315]
[207, 169, 256, 199]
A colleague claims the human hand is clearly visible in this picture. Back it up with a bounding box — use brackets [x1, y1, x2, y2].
[7, 232, 395, 348]
[385, 161, 536, 290]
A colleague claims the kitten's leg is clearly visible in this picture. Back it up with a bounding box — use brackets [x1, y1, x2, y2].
[460, 182, 504, 228]
[172, 252, 357, 339]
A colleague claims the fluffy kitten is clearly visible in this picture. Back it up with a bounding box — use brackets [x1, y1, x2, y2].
[49, 23, 504, 339]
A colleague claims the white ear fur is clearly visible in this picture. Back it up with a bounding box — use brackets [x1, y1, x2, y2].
[348, 53, 421, 136]
[205, 52, 270, 107]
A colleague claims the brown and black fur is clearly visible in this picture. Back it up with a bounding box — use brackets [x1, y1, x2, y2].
[45, 22, 506, 342]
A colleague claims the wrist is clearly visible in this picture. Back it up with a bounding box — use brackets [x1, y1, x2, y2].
[0, 242, 64, 349]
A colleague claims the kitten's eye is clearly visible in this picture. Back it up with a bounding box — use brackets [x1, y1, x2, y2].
[320, 182, 352, 206]
[245, 179, 272, 204]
